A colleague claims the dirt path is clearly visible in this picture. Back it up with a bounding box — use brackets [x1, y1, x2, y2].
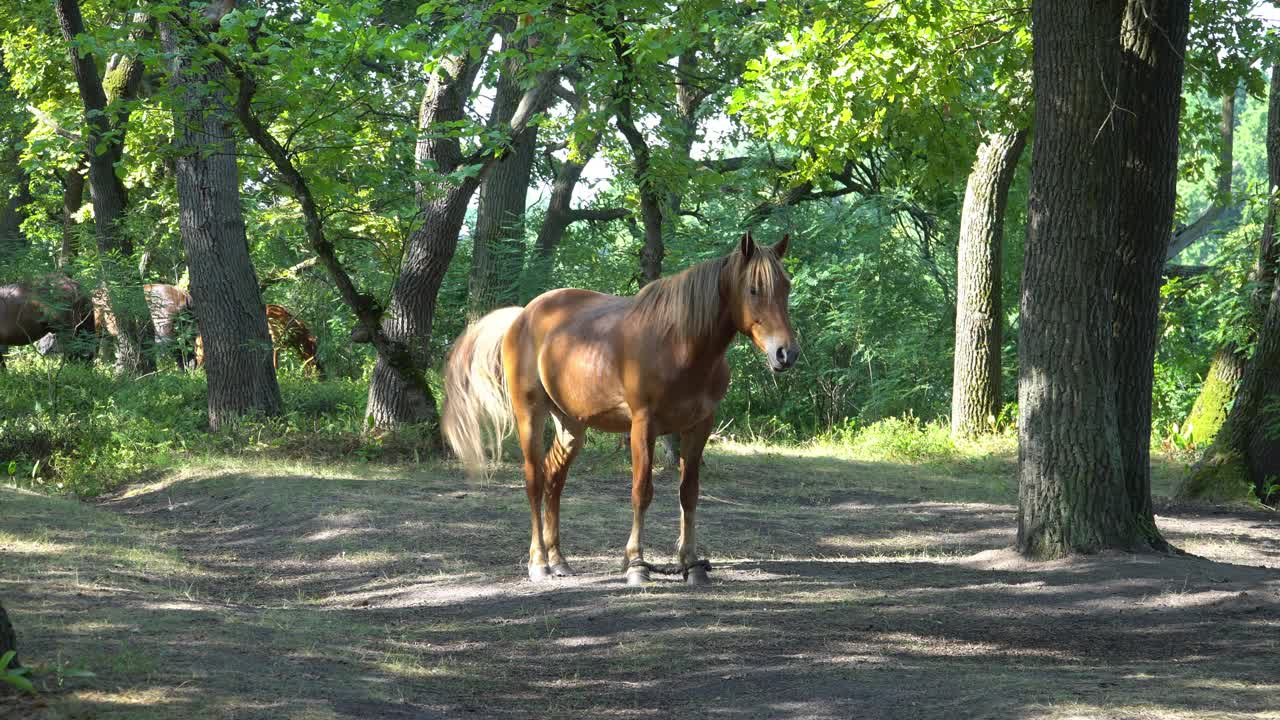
[2, 444, 1278, 719]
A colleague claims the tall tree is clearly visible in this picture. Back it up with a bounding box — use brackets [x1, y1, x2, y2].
[1017, 0, 1188, 557]
[1112, 0, 1190, 542]
[467, 26, 541, 318]
[1179, 92, 1244, 450]
[950, 129, 1026, 438]
[365, 35, 554, 431]
[1188, 64, 1280, 503]
[54, 0, 154, 375]
[163, 3, 282, 430]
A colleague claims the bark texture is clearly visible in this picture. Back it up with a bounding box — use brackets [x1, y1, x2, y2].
[1181, 344, 1246, 448]
[165, 17, 282, 430]
[365, 53, 482, 432]
[468, 35, 538, 318]
[1112, 0, 1189, 545]
[950, 129, 1026, 438]
[1017, 0, 1183, 558]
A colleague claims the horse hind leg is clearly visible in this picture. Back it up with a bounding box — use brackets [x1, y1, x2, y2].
[543, 412, 584, 577]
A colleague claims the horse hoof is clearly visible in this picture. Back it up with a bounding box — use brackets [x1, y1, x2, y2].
[528, 564, 552, 582]
[625, 567, 651, 587]
[550, 562, 575, 577]
[685, 566, 711, 586]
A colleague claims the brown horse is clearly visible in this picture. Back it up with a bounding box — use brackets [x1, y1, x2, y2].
[0, 276, 96, 368]
[193, 303, 323, 377]
[93, 284, 197, 367]
[443, 232, 798, 586]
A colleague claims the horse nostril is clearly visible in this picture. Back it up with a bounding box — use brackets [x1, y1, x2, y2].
[775, 347, 786, 364]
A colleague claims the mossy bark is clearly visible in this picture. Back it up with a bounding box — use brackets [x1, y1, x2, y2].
[1181, 344, 1245, 448]
[1186, 65, 1280, 505]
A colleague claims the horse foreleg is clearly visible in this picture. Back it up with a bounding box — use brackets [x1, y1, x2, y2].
[542, 414, 584, 577]
[624, 412, 656, 586]
[677, 416, 714, 586]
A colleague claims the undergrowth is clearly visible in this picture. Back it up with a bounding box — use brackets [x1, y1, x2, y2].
[1, 354, 1023, 499]
[0, 354, 430, 497]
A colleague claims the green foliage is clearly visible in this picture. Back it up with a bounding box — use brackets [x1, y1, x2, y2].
[0, 651, 34, 695]
[0, 354, 413, 497]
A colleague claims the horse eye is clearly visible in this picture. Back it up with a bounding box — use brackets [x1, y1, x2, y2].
[749, 286, 759, 296]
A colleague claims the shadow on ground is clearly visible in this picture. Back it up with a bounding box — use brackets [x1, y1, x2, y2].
[2, 445, 1277, 719]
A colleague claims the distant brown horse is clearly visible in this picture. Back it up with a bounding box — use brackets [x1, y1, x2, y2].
[443, 232, 798, 586]
[193, 303, 323, 377]
[0, 276, 96, 368]
[93, 284, 197, 367]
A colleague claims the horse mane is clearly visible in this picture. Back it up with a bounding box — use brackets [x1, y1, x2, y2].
[627, 245, 787, 344]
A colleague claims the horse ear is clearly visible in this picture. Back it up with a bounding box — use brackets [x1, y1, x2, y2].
[773, 233, 791, 258]
[739, 231, 755, 259]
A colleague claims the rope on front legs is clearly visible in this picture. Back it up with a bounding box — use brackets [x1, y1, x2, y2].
[626, 558, 712, 579]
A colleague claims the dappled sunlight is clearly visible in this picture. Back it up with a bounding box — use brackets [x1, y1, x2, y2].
[6, 449, 1280, 719]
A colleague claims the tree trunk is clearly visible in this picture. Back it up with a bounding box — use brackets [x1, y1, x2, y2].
[1189, 65, 1280, 504]
[365, 53, 483, 432]
[55, 0, 154, 376]
[1017, 0, 1136, 558]
[164, 18, 282, 430]
[525, 141, 593, 300]
[59, 166, 85, 267]
[468, 37, 537, 318]
[1218, 92, 1235, 201]
[1176, 92, 1243, 461]
[0, 168, 32, 257]
[365, 37, 554, 432]
[1112, 0, 1190, 547]
[1180, 343, 1246, 448]
[0, 602, 15, 668]
[950, 129, 1026, 438]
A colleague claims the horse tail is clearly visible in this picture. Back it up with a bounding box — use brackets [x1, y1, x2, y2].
[442, 306, 524, 473]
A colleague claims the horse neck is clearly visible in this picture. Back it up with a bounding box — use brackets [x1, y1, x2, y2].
[672, 270, 738, 367]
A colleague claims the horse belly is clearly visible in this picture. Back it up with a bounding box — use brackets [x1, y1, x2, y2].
[538, 341, 631, 432]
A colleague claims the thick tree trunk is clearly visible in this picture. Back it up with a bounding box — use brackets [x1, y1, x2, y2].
[365, 38, 554, 432]
[366, 189, 472, 431]
[1181, 343, 1246, 447]
[165, 20, 282, 430]
[55, 0, 154, 375]
[1112, 0, 1189, 547]
[1189, 65, 1280, 504]
[366, 53, 483, 432]
[1017, 0, 1138, 558]
[950, 129, 1026, 438]
[468, 39, 537, 318]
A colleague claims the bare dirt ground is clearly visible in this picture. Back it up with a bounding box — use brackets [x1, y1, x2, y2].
[2, 442, 1278, 719]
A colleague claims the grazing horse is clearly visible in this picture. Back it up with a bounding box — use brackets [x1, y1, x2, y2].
[443, 232, 798, 586]
[93, 284, 197, 367]
[193, 304, 324, 377]
[0, 276, 96, 368]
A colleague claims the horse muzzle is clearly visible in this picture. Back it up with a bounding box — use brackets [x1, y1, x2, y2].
[767, 343, 799, 372]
